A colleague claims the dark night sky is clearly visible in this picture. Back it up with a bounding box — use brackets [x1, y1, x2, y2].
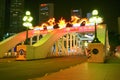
[25, 0, 120, 32]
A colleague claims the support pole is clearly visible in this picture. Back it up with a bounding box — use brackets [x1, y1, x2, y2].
[92, 23, 101, 43]
[30, 37, 33, 45]
[66, 34, 69, 55]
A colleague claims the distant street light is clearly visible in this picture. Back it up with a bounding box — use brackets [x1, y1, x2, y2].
[89, 9, 103, 43]
[23, 11, 33, 44]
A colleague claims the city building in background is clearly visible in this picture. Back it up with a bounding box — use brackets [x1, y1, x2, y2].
[86, 13, 92, 19]
[39, 3, 54, 24]
[0, 0, 6, 38]
[71, 8, 82, 18]
[118, 17, 120, 34]
[9, 0, 24, 33]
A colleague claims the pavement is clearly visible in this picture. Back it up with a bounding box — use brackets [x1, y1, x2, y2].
[0, 57, 16, 63]
[33, 57, 120, 80]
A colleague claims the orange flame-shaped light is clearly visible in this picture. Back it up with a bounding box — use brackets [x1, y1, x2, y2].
[47, 18, 55, 26]
[71, 16, 80, 27]
[58, 17, 66, 29]
[34, 16, 92, 30]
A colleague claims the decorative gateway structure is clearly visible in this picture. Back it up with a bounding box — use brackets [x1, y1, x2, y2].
[15, 17, 109, 61]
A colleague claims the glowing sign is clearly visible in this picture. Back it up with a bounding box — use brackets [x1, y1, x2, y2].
[40, 4, 47, 7]
[64, 26, 95, 33]
[40, 7, 48, 11]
